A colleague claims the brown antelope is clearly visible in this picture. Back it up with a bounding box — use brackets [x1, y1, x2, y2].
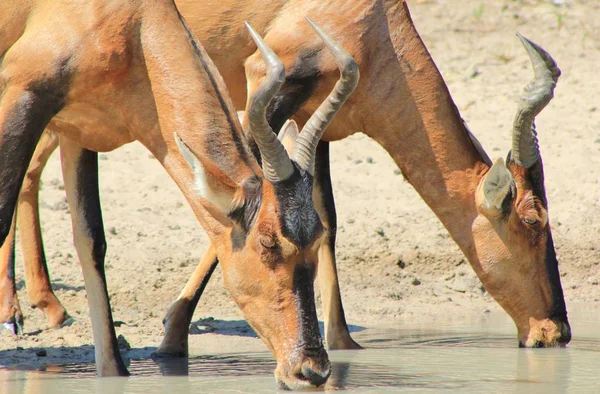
[0, 1, 364, 389]
[1, 0, 570, 355]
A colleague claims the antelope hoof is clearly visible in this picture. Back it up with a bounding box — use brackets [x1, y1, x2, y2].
[1, 315, 23, 335]
[32, 294, 69, 329]
[45, 307, 70, 329]
[152, 300, 192, 358]
[151, 344, 188, 359]
[153, 325, 189, 358]
[327, 333, 363, 350]
[55, 315, 76, 329]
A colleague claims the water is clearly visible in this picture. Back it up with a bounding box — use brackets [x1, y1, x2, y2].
[2, 309, 598, 393]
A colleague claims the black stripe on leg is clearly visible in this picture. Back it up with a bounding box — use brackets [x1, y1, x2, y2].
[0, 70, 70, 243]
[314, 142, 336, 244]
[75, 149, 107, 270]
[75, 148, 128, 375]
[5, 221, 16, 285]
[185, 258, 219, 318]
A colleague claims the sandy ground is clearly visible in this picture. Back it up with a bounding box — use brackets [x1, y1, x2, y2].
[1, 0, 599, 371]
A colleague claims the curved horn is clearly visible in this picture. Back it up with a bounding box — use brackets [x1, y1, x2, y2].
[245, 22, 295, 182]
[291, 18, 359, 174]
[511, 33, 560, 168]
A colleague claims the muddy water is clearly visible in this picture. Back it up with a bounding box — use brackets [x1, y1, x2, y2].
[2, 309, 598, 393]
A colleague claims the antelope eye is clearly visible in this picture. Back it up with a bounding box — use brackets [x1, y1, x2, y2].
[259, 235, 277, 249]
[522, 217, 539, 225]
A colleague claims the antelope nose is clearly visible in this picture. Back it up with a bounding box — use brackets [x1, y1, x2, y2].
[299, 361, 330, 387]
[557, 321, 571, 345]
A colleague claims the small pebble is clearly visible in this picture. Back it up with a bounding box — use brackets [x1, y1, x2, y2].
[411, 278, 421, 286]
[36, 349, 47, 357]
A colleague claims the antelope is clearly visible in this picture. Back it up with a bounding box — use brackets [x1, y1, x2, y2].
[0, 0, 364, 389]
[1, 0, 570, 355]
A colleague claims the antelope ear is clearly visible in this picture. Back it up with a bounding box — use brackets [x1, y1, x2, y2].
[174, 133, 235, 214]
[237, 110, 245, 124]
[278, 120, 299, 156]
[480, 158, 514, 210]
[237, 112, 299, 155]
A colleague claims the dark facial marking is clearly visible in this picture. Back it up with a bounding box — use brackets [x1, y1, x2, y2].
[545, 230, 568, 322]
[292, 262, 326, 354]
[273, 166, 323, 248]
[506, 151, 547, 205]
[506, 153, 567, 324]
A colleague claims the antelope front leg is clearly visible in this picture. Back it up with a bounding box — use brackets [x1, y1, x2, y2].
[0, 87, 53, 246]
[0, 214, 23, 334]
[154, 245, 218, 357]
[60, 138, 128, 376]
[0, 86, 57, 333]
[18, 131, 68, 328]
[314, 142, 361, 350]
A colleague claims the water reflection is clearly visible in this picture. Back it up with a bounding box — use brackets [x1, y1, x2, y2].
[2, 319, 599, 393]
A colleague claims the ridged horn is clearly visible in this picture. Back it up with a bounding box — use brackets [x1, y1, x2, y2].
[291, 18, 359, 174]
[245, 22, 295, 182]
[512, 33, 560, 168]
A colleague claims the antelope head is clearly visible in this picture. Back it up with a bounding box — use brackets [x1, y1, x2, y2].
[175, 20, 358, 390]
[473, 35, 570, 348]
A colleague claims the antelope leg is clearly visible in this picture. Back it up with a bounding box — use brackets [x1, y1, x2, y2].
[0, 86, 56, 333]
[18, 131, 68, 328]
[313, 141, 361, 350]
[154, 245, 218, 358]
[0, 214, 22, 334]
[60, 138, 128, 376]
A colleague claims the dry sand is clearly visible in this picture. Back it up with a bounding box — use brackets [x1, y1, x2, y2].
[1, 0, 599, 369]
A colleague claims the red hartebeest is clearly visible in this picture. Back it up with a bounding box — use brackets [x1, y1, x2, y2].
[0, 1, 363, 389]
[1, 0, 570, 354]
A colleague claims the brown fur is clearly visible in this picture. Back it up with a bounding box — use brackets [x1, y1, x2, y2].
[0, 0, 334, 388]
[2, 0, 569, 357]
